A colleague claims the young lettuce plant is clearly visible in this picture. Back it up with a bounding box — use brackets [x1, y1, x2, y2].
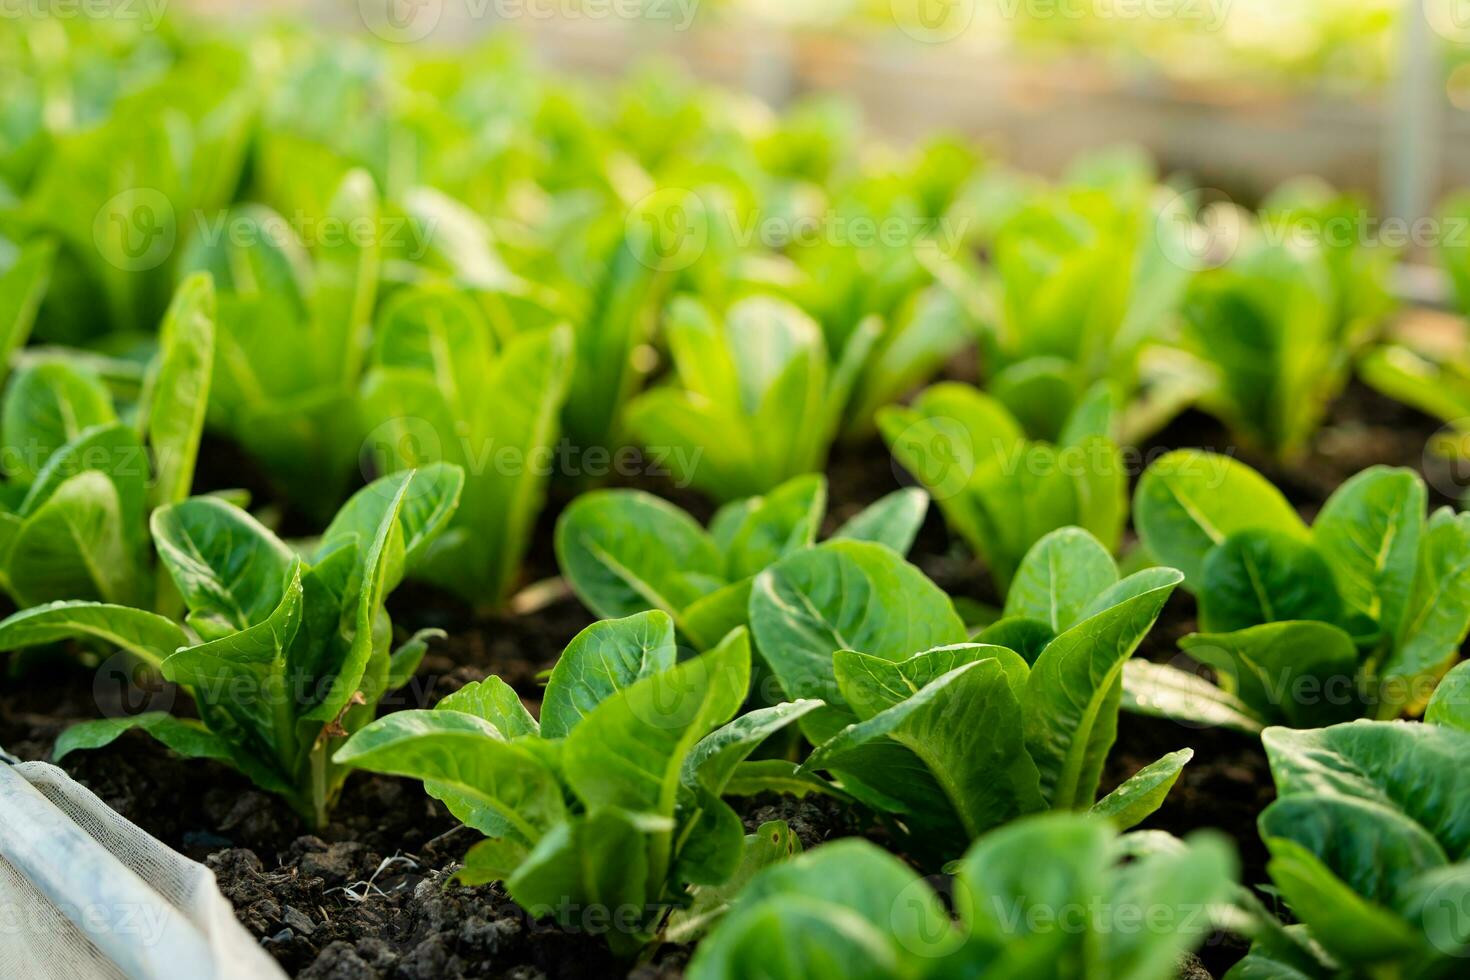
[689, 811, 1237, 980]
[636, 133, 981, 443]
[1258, 179, 1397, 350]
[839, 283, 979, 442]
[978, 183, 1193, 443]
[12, 42, 252, 340]
[1232, 699, 1470, 977]
[179, 170, 381, 519]
[411, 185, 689, 467]
[1175, 240, 1343, 460]
[1130, 451, 1470, 727]
[356, 284, 574, 608]
[782, 136, 979, 354]
[0, 464, 465, 827]
[879, 381, 1125, 593]
[751, 530, 1189, 863]
[334, 612, 820, 956]
[556, 473, 927, 651]
[778, 139, 986, 440]
[379, 182, 668, 467]
[625, 295, 878, 502]
[0, 272, 214, 612]
[558, 207, 678, 461]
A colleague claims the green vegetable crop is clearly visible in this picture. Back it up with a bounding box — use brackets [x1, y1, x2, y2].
[182, 171, 380, 518]
[1175, 240, 1345, 460]
[1132, 451, 1470, 727]
[880, 381, 1125, 592]
[0, 272, 214, 613]
[335, 613, 815, 954]
[979, 176, 1191, 443]
[625, 295, 876, 501]
[752, 529, 1188, 861]
[690, 811, 1237, 980]
[0, 464, 464, 827]
[1237, 694, 1470, 976]
[556, 473, 927, 651]
[358, 285, 574, 608]
[7, 13, 1470, 979]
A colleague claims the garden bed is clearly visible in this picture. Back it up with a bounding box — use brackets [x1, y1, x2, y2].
[8, 11, 1470, 977]
[0, 372, 1443, 979]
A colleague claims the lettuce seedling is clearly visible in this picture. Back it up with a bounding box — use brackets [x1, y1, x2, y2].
[556, 473, 928, 651]
[357, 284, 574, 608]
[689, 812, 1237, 979]
[978, 182, 1192, 443]
[625, 295, 876, 502]
[1131, 451, 1470, 727]
[1259, 179, 1397, 349]
[10, 36, 252, 339]
[1235, 707, 1470, 976]
[334, 613, 818, 955]
[1176, 240, 1344, 460]
[535, 206, 669, 461]
[751, 531, 1189, 862]
[840, 283, 979, 440]
[0, 273, 214, 612]
[879, 380, 1125, 593]
[467, 186, 678, 464]
[407, 193, 672, 466]
[1, 465, 464, 827]
[780, 138, 984, 440]
[180, 170, 381, 519]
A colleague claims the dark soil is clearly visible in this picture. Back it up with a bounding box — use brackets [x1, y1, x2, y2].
[0, 367, 1448, 979]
